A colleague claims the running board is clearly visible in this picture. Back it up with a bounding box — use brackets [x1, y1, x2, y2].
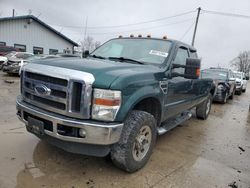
[157, 111, 192, 135]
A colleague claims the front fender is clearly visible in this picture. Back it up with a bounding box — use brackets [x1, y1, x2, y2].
[115, 84, 163, 122]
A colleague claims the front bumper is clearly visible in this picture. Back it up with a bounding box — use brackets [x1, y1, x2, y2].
[213, 90, 226, 102]
[235, 84, 243, 91]
[2, 65, 20, 73]
[16, 96, 124, 146]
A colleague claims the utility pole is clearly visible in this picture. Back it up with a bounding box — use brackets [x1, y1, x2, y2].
[12, 9, 15, 17]
[191, 7, 201, 46]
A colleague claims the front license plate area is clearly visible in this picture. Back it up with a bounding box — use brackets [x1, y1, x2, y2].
[27, 116, 44, 136]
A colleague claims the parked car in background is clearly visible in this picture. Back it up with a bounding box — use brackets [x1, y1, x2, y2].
[233, 71, 247, 94]
[0, 46, 18, 56]
[201, 68, 236, 103]
[2, 52, 34, 74]
[18, 53, 82, 75]
[0, 56, 8, 70]
[0, 51, 18, 70]
[246, 72, 249, 80]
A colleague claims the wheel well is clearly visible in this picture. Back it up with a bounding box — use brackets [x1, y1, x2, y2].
[133, 97, 161, 126]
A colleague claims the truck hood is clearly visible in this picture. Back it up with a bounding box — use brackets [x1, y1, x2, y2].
[32, 57, 161, 89]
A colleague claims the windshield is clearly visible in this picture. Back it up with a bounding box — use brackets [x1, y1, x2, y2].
[201, 70, 228, 80]
[91, 38, 172, 65]
[5, 52, 16, 58]
[234, 73, 242, 79]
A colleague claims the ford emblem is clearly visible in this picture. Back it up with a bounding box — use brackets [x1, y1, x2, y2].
[34, 84, 51, 96]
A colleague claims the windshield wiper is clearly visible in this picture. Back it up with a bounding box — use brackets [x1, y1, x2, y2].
[89, 54, 106, 59]
[108, 57, 144, 64]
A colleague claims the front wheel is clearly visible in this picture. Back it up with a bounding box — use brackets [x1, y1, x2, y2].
[196, 93, 212, 120]
[111, 110, 157, 173]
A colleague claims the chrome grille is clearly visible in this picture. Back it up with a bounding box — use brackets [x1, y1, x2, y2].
[21, 64, 95, 119]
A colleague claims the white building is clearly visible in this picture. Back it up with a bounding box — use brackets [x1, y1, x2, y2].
[0, 15, 78, 54]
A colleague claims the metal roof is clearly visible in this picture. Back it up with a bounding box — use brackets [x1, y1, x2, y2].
[0, 15, 78, 46]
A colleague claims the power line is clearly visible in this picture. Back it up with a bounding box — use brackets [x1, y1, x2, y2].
[179, 21, 196, 41]
[48, 10, 196, 29]
[202, 9, 250, 19]
[62, 17, 195, 36]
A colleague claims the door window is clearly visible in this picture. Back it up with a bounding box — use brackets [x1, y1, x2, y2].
[0, 42, 6, 46]
[14, 44, 26, 52]
[33, 47, 43, 54]
[49, 49, 58, 54]
[173, 47, 189, 74]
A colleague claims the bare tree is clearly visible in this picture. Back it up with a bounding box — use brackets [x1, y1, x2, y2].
[94, 41, 101, 49]
[80, 36, 101, 52]
[230, 51, 250, 73]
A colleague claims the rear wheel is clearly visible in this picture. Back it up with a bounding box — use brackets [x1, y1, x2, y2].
[111, 110, 156, 173]
[196, 93, 212, 120]
[242, 89, 246, 93]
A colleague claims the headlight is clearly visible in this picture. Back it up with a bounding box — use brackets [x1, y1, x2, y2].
[11, 62, 19, 67]
[92, 89, 121, 121]
[217, 84, 225, 90]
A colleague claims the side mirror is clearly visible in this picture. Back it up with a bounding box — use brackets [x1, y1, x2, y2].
[82, 50, 89, 58]
[171, 58, 201, 79]
[184, 58, 201, 79]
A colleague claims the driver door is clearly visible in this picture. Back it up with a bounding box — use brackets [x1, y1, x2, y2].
[163, 46, 193, 120]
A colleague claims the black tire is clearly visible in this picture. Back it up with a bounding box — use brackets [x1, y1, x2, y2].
[238, 89, 242, 95]
[111, 110, 157, 173]
[196, 93, 212, 120]
[242, 89, 246, 93]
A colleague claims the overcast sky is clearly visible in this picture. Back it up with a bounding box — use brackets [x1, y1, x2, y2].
[1, 0, 250, 68]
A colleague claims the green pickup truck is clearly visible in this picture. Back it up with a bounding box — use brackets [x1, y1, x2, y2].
[16, 36, 214, 172]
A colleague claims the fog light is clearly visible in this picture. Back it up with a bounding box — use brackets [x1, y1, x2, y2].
[79, 129, 86, 138]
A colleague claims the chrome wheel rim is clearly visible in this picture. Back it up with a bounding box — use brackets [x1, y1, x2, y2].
[224, 93, 228, 103]
[206, 98, 211, 116]
[132, 125, 152, 162]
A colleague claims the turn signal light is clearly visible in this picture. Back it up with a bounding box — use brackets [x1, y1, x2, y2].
[196, 68, 200, 77]
[94, 98, 120, 106]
